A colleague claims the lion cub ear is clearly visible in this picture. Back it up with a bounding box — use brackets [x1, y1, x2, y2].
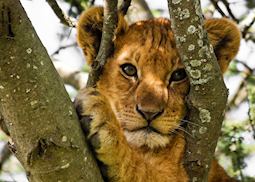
[77, 7, 128, 65]
[205, 18, 241, 73]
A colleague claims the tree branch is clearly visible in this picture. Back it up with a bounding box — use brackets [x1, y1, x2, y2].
[51, 42, 77, 56]
[90, 0, 96, 6]
[221, 0, 239, 22]
[46, 0, 76, 27]
[86, 0, 118, 88]
[236, 60, 254, 73]
[119, 0, 132, 15]
[227, 78, 247, 109]
[210, 0, 227, 17]
[247, 75, 255, 139]
[243, 16, 255, 38]
[0, 0, 103, 181]
[168, 0, 228, 181]
[227, 60, 254, 109]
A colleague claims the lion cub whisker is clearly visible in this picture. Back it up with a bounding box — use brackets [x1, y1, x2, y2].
[170, 130, 185, 139]
[181, 119, 202, 127]
[167, 123, 194, 138]
[175, 127, 194, 138]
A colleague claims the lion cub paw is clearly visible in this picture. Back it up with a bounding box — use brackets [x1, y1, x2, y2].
[74, 88, 121, 153]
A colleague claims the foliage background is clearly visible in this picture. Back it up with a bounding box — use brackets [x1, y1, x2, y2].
[0, 0, 254, 181]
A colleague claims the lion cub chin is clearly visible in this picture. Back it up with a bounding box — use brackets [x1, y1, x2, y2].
[75, 7, 240, 182]
[124, 129, 172, 149]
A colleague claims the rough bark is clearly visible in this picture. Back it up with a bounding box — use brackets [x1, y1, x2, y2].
[86, 0, 118, 88]
[167, 1, 228, 182]
[0, 0, 103, 181]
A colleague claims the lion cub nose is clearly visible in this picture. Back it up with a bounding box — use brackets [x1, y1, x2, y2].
[136, 105, 164, 122]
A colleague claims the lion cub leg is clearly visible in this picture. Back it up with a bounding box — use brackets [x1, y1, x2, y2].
[74, 88, 136, 181]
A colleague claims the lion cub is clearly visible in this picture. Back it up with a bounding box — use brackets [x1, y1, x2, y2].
[75, 7, 240, 182]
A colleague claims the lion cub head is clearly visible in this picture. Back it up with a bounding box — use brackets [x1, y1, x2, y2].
[77, 7, 240, 149]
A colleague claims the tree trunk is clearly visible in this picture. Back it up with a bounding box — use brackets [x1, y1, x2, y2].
[167, 0, 228, 181]
[0, 0, 103, 181]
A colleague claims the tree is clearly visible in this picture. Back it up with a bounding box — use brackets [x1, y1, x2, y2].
[0, 0, 254, 181]
[0, 0, 103, 181]
[168, 0, 228, 181]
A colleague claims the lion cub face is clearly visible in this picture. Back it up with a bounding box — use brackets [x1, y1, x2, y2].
[77, 7, 240, 150]
[98, 19, 189, 149]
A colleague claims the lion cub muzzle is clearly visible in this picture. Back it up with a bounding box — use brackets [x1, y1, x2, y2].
[136, 105, 164, 122]
[135, 79, 168, 123]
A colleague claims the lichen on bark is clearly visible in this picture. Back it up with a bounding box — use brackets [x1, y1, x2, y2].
[167, 0, 228, 181]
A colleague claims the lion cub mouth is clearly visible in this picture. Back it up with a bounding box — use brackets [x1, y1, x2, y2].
[127, 125, 162, 134]
[123, 125, 172, 149]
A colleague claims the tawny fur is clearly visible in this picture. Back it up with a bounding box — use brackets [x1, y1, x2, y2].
[76, 7, 240, 182]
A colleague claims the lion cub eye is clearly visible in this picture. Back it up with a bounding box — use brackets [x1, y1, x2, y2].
[170, 69, 187, 82]
[121, 63, 137, 77]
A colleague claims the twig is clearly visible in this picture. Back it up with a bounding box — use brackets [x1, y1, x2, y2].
[46, 0, 76, 27]
[90, 0, 96, 6]
[119, 0, 132, 15]
[249, 108, 255, 139]
[68, 0, 84, 17]
[246, 74, 255, 139]
[86, 0, 118, 88]
[221, 0, 239, 22]
[244, 33, 255, 43]
[210, 0, 227, 17]
[236, 60, 254, 73]
[227, 60, 253, 109]
[227, 78, 247, 109]
[51, 42, 77, 56]
[243, 16, 255, 38]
